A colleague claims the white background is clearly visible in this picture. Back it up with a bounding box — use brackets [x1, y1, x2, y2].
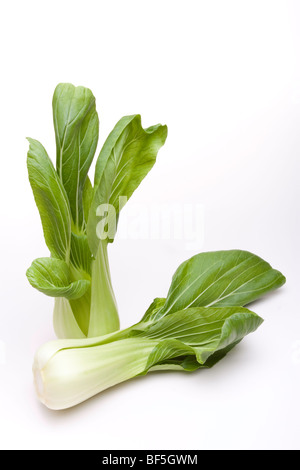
[0, 0, 299, 450]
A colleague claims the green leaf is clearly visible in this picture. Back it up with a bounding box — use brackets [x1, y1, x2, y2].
[87, 115, 168, 256]
[82, 176, 94, 226]
[27, 258, 90, 300]
[160, 250, 286, 318]
[141, 306, 263, 368]
[149, 341, 242, 372]
[53, 83, 99, 228]
[27, 138, 72, 260]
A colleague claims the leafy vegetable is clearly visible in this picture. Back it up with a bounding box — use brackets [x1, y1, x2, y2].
[28, 84, 286, 411]
[33, 250, 285, 410]
[27, 83, 168, 338]
[33, 303, 263, 411]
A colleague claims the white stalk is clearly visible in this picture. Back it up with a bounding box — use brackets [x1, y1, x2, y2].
[53, 265, 92, 339]
[33, 337, 157, 410]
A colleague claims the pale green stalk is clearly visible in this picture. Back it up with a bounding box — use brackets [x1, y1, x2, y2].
[33, 338, 157, 410]
[89, 240, 119, 337]
[53, 298, 86, 339]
